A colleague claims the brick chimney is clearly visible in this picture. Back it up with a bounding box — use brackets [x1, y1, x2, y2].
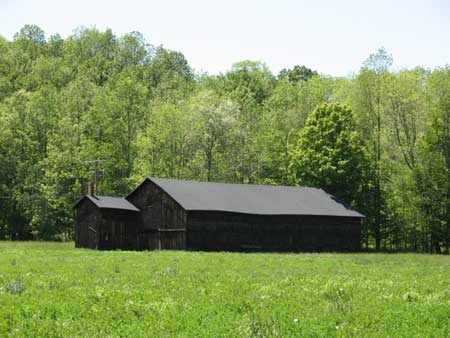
[87, 181, 93, 196]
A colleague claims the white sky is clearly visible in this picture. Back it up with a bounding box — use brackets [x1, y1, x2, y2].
[1, 0, 450, 76]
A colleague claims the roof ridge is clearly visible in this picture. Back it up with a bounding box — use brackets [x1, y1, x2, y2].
[95, 195, 127, 199]
[148, 177, 320, 190]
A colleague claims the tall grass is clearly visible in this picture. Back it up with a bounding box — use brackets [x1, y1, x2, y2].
[1, 241, 450, 337]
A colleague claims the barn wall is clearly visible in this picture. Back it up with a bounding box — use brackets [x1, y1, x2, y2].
[187, 211, 361, 252]
[126, 180, 186, 250]
[98, 209, 139, 250]
[75, 199, 101, 249]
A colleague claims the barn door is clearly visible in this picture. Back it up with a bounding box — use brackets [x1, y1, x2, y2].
[100, 220, 113, 250]
[159, 230, 186, 250]
[88, 225, 97, 249]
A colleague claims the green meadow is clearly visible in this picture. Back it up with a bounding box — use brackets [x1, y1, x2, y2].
[1, 242, 450, 337]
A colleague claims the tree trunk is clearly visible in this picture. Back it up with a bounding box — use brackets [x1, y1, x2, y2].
[434, 240, 441, 254]
[374, 174, 382, 250]
[374, 105, 382, 251]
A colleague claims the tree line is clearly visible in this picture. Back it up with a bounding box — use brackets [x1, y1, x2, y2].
[0, 25, 449, 252]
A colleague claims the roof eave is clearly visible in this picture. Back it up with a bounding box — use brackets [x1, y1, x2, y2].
[73, 195, 94, 209]
[184, 208, 365, 218]
[97, 206, 140, 212]
[126, 178, 151, 200]
[143, 177, 188, 212]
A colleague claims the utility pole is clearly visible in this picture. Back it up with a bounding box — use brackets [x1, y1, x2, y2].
[84, 159, 106, 195]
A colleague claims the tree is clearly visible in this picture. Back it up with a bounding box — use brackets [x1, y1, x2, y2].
[190, 91, 239, 182]
[416, 66, 450, 253]
[221, 60, 275, 114]
[0, 37, 13, 99]
[107, 72, 149, 181]
[144, 46, 194, 102]
[363, 47, 393, 74]
[289, 103, 368, 207]
[385, 69, 427, 170]
[10, 25, 48, 91]
[115, 31, 151, 69]
[258, 80, 302, 184]
[278, 65, 318, 83]
[65, 27, 118, 86]
[218, 61, 276, 183]
[133, 102, 196, 182]
[14, 25, 46, 45]
[258, 75, 335, 184]
[349, 48, 393, 250]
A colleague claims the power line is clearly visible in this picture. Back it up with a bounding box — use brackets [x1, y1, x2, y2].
[0, 194, 83, 200]
[84, 158, 106, 195]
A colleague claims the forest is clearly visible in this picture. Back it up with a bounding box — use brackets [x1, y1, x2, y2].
[0, 25, 448, 253]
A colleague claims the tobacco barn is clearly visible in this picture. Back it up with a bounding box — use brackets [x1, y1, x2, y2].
[75, 177, 364, 252]
[74, 195, 139, 250]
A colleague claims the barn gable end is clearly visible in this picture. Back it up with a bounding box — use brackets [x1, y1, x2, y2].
[74, 195, 139, 250]
[75, 197, 102, 249]
[126, 179, 187, 250]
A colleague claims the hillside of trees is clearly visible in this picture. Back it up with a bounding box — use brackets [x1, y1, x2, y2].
[0, 25, 449, 252]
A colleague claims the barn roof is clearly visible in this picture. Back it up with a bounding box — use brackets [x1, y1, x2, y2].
[75, 195, 140, 212]
[133, 178, 364, 217]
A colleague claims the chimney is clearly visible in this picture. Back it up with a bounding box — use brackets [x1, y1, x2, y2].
[87, 181, 93, 196]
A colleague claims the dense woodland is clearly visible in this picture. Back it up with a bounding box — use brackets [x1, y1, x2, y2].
[0, 25, 449, 252]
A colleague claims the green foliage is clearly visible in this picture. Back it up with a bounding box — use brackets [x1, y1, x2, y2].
[189, 90, 240, 181]
[362, 47, 393, 74]
[0, 25, 448, 252]
[221, 60, 275, 117]
[278, 65, 318, 83]
[1, 242, 450, 337]
[289, 103, 367, 205]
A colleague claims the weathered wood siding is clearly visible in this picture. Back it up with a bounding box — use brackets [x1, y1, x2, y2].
[187, 211, 361, 252]
[125, 180, 361, 252]
[77, 185, 361, 252]
[98, 209, 138, 250]
[75, 199, 101, 249]
[127, 180, 187, 250]
[75, 199, 139, 250]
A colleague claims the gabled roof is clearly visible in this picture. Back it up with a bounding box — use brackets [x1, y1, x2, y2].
[131, 177, 364, 217]
[75, 195, 140, 212]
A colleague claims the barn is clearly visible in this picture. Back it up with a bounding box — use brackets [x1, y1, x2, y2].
[74, 177, 364, 252]
[74, 195, 139, 250]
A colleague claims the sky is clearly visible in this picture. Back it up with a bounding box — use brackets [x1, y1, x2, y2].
[1, 0, 450, 76]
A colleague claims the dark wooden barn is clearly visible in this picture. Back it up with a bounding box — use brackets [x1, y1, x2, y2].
[74, 195, 139, 250]
[75, 177, 364, 252]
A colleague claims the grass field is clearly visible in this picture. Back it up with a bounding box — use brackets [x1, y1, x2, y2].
[1, 242, 450, 337]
